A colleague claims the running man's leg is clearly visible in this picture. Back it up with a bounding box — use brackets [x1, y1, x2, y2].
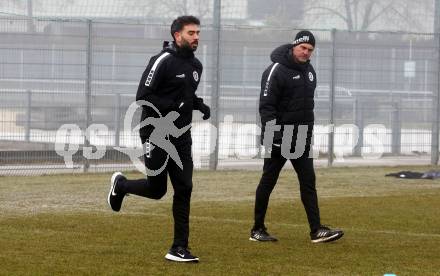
[167, 142, 193, 249]
[117, 136, 168, 199]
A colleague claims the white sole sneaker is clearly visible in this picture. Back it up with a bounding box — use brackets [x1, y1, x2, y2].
[165, 253, 199, 262]
[311, 232, 343, 243]
[107, 172, 124, 209]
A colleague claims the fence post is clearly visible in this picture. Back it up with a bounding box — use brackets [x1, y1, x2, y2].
[25, 89, 32, 142]
[114, 93, 121, 147]
[431, 2, 440, 165]
[432, 34, 440, 164]
[26, 0, 35, 33]
[209, 0, 221, 170]
[353, 97, 363, 156]
[84, 19, 93, 172]
[328, 28, 336, 167]
[391, 101, 401, 155]
[242, 46, 247, 96]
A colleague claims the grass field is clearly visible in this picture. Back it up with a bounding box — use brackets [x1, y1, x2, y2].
[1, 166, 440, 275]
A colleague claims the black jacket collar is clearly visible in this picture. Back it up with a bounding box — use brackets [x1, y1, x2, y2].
[162, 41, 194, 59]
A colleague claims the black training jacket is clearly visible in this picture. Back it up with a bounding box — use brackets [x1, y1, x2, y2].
[259, 44, 317, 145]
[136, 41, 204, 143]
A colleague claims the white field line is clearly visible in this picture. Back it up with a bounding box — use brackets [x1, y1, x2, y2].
[2, 208, 439, 238]
[96, 211, 440, 239]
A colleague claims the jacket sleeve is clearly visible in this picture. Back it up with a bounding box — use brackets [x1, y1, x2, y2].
[259, 63, 281, 126]
[193, 94, 205, 110]
[135, 53, 175, 111]
[190, 60, 204, 110]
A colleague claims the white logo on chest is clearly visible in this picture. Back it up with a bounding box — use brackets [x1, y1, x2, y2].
[193, 71, 199, 82]
[308, 72, 314, 82]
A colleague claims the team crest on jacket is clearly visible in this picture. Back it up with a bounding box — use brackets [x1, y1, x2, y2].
[193, 71, 199, 82]
[308, 72, 314, 82]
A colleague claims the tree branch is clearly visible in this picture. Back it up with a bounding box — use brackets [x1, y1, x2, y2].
[366, 1, 396, 28]
[344, 0, 354, 30]
[360, 1, 375, 30]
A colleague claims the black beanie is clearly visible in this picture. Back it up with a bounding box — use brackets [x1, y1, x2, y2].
[293, 30, 315, 47]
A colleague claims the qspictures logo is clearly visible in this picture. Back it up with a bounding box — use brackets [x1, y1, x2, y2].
[55, 101, 386, 175]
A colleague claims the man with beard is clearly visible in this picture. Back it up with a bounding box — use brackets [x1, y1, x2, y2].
[107, 15, 210, 263]
[250, 30, 344, 244]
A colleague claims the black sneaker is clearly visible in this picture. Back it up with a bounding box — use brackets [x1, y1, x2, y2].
[310, 225, 344, 243]
[107, 172, 127, 212]
[249, 227, 278, 242]
[165, 247, 199, 262]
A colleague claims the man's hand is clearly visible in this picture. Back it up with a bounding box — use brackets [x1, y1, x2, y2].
[198, 103, 210, 120]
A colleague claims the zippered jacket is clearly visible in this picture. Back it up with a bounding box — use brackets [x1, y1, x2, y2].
[136, 41, 205, 143]
[259, 44, 317, 145]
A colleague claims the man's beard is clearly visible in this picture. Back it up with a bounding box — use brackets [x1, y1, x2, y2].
[294, 55, 307, 64]
[181, 40, 197, 52]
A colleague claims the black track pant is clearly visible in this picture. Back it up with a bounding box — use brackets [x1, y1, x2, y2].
[253, 145, 321, 233]
[117, 135, 193, 249]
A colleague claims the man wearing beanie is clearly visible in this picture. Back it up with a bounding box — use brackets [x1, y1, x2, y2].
[250, 30, 344, 243]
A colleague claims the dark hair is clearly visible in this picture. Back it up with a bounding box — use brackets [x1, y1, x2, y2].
[170, 15, 200, 40]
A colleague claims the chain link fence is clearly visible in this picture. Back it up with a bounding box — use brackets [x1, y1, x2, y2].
[0, 17, 439, 175]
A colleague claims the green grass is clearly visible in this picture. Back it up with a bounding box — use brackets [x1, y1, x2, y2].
[1, 166, 440, 275]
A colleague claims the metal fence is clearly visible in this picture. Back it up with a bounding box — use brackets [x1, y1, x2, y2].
[1, 17, 439, 175]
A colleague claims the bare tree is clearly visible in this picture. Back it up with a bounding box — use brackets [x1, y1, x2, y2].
[304, 0, 434, 32]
